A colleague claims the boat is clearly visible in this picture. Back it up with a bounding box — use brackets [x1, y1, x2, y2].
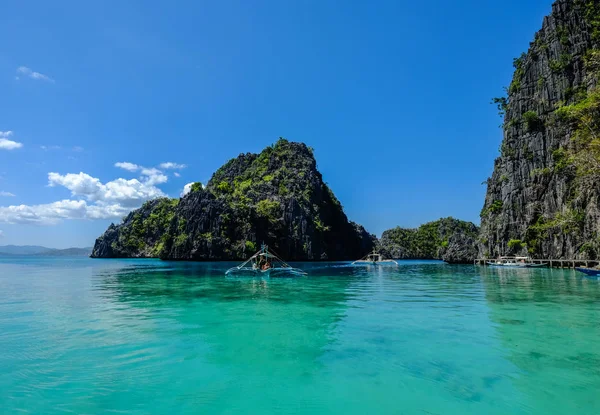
[576, 267, 600, 277]
[486, 256, 546, 268]
[352, 252, 399, 266]
[225, 243, 307, 277]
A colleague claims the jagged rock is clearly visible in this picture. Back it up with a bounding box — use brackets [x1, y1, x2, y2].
[480, 0, 600, 260]
[379, 217, 479, 263]
[92, 139, 376, 261]
[439, 233, 479, 264]
[91, 198, 177, 258]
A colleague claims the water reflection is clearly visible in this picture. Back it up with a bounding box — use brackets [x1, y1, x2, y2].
[480, 266, 600, 414]
[4, 258, 600, 414]
[91, 260, 358, 402]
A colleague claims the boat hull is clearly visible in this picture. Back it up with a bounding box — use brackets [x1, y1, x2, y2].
[225, 267, 306, 278]
[487, 262, 546, 268]
[576, 267, 600, 277]
[352, 260, 399, 266]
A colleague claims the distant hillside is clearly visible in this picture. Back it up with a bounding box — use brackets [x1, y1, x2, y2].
[378, 217, 479, 264]
[35, 248, 93, 257]
[0, 245, 51, 255]
[0, 246, 92, 257]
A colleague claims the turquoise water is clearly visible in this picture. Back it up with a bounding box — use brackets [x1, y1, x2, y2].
[1, 258, 600, 414]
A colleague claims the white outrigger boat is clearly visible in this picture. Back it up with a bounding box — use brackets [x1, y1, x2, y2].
[225, 244, 307, 277]
[486, 256, 546, 268]
[352, 252, 399, 266]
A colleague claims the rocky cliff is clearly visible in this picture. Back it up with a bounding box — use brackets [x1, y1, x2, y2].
[91, 139, 376, 261]
[480, 0, 600, 259]
[378, 218, 479, 264]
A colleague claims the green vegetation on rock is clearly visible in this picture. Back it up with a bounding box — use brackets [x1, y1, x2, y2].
[379, 218, 479, 263]
[507, 239, 524, 252]
[522, 111, 543, 132]
[190, 182, 203, 193]
[480, 1, 600, 260]
[92, 138, 376, 261]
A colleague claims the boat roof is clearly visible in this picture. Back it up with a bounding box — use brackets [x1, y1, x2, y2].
[257, 252, 277, 258]
[499, 256, 530, 259]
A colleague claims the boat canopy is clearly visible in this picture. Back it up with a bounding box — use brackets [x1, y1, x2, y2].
[225, 243, 307, 277]
[498, 256, 531, 260]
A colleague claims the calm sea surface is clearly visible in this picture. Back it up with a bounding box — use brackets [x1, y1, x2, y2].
[1, 257, 600, 414]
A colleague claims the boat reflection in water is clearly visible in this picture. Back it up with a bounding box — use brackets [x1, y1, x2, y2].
[352, 252, 399, 266]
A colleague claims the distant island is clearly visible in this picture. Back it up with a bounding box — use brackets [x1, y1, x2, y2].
[379, 218, 479, 264]
[0, 245, 92, 257]
[92, 139, 376, 261]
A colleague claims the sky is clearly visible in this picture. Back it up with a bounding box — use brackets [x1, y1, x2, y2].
[0, 0, 554, 248]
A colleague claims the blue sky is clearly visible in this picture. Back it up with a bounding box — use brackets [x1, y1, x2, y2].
[0, 0, 552, 248]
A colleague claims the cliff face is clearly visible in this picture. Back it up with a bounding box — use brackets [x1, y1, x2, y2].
[480, 0, 600, 259]
[379, 218, 479, 264]
[92, 139, 376, 261]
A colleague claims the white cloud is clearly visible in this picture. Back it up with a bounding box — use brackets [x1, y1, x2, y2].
[0, 191, 15, 197]
[174, 172, 181, 178]
[16, 66, 54, 83]
[181, 182, 200, 197]
[0, 230, 3, 238]
[0, 169, 167, 225]
[159, 162, 187, 170]
[41, 145, 61, 150]
[115, 162, 140, 172]
[0, 200, 88, 225]
[86, 203, 133, 220]
[140, 167, 168, 185]
[116, 162, 183, 186]
[48, 172, 164, 207]
[0, 200, 133, 224]
[72, 146, 84, 152]
[0, 158, 185, 225]
[0, 131, 23, 150]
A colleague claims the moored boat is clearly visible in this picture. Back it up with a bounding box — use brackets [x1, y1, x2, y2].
[225, 244, 307, 277]
[352, 252, 399, 266]
[576, 267, 600, 277]
[486, 256, 546, 268]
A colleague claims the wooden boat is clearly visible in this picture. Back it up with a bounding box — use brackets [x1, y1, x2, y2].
[352, 252, 399, 266]
[486, 256, 546, 268]
[576, 267, 600, 277]
[225, 244, 307, 277]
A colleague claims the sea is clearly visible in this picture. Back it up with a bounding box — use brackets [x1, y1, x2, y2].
[1, 257, 599, 414]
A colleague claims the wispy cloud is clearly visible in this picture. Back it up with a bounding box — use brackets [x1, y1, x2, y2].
[41, 145, 61, 151]
[0, 191, 15, 197]
[16, 66, 54, 83]
[0, 131, 23, 150]
[159, 162, 187, 170]
[174, 172, 181, 178]
[41, 145, 84, 155]
[0, 230, 4, 238]
[116, 161, 184, 185]
[140, 168, 167, 185]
